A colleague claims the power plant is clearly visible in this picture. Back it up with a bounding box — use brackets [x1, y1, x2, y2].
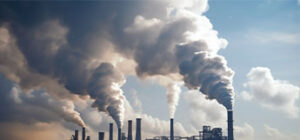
[71, 110, 234, 140]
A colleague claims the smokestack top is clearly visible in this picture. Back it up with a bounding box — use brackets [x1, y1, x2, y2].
[170, 118, 174, 140]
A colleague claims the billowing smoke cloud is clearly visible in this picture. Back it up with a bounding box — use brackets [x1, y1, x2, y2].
[88, 63, 126, 127]
[0, 74, 85, 127]
[0, 0, 234, 130]
[179, 51, 234, 109]
[241, 67, 299, 118]
[0, 19, 126, 127]
[120, 6, 234, 109]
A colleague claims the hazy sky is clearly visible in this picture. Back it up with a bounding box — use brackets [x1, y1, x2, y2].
[0, 1, 299, 140]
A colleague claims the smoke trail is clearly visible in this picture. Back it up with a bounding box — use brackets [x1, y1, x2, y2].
[88, 63, 125, 128]
[179, 51, 234, 109]
[166, 82, 181, 118]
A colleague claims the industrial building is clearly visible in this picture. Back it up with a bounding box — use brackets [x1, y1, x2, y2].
[71, 110, 234, 140]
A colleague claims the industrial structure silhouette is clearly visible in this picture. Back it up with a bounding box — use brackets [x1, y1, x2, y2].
[71, 110, 234, 140]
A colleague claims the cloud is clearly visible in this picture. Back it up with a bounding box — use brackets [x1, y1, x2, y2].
[235, 123, 255, 140]
[248, 30, 300, 45]
[241, 67, 300, 118]
[264, 124, 300, 140]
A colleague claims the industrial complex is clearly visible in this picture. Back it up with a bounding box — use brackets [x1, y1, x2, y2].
[70, 110, 234, 140]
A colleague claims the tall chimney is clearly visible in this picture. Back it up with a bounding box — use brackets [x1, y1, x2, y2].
[128, 120, 133, 140]
[227, 110, 234, 140]
[74, 130, 79, 140]
[109, 123, 113, 140]
[170, 118, 174, 140]
[82, 127, 86, 140]
[135, 118, 141, 140]
[99, 132, 105, 140]
[118, 127, 122, 140]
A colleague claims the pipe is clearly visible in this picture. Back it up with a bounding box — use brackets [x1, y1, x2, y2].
[170, 118, 174, 140]
[82, 127, 86, 140]
[227, 110, 234, 140]
[99, 132, 105, 140]
[135, 118, 141, 140]
[74, 130, 79, 140]
[109, 123, 113, 140]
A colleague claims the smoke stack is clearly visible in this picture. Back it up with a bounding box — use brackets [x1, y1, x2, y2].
[99, 132, 105, 140]
[75, 130, 79, 140]
[109, 123, 113, 140]
[227, 110, 234, 140]
[82, 127, 86, 140]
[118, 127, 122, 140]
[128, 120, 133, 140]
[135, 118, 141, 140]
[170, 118, 174, 140]
[86, 136, 90, 140]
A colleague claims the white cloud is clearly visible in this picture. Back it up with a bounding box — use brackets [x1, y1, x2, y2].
[248, 30, 300, 45]
[264, 124, 300, 140]
[235, 123, 255, 140]
[241, 67, 300, 118]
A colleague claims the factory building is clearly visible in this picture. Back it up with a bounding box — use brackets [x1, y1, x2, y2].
[70, 110, 233, 140]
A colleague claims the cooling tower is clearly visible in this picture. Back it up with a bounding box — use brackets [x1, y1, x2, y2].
[170, 118, 174, 140]
[109, 123, 113, 140]
[99, 132, 105, 140]
[227, 110, 234, 140]
[128, 120, 133, 140]
[82, 127, 86, 140]
[135, 118, 141, 140]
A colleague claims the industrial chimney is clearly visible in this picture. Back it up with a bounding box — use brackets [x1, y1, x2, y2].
[170, 118, 174, 140]
[135, 118, 141, 140]
[118, 127, 122, 140]
[74, 130, 79, 140]
[227, 110, 234, 140]
[99, 132, 105, 140]
[82, 127, 86, 140]
[128, 120, 133, 140]
[109, 123, 113, 140]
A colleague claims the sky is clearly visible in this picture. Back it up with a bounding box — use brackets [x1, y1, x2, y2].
[0, 0, 299, 140]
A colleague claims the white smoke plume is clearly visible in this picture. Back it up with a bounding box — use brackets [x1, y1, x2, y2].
[166, 82, 182, 118]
